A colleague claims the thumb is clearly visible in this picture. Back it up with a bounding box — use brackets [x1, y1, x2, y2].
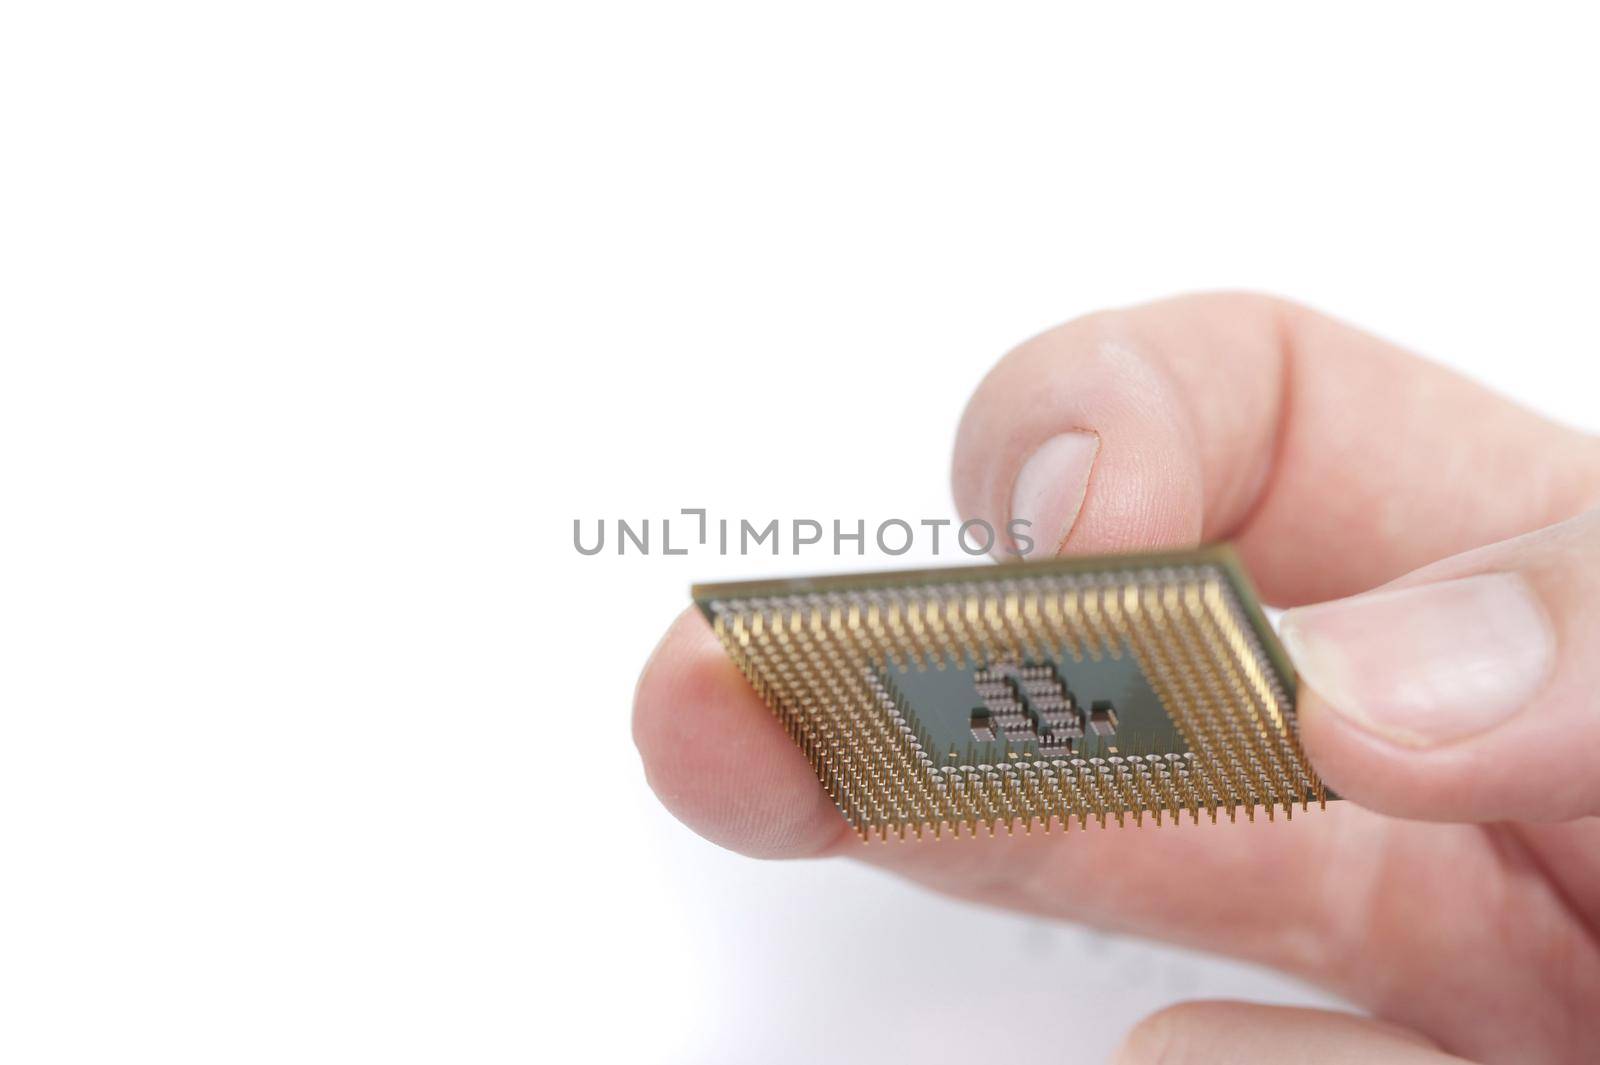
[1283, 508, 1600, 822]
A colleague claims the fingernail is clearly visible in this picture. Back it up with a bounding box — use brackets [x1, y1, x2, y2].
[1280, 573, 1555, 748]
[1010, 432, 1099, 556]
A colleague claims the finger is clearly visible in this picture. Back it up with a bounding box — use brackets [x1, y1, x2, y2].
[631, 608, 846, 858]
[1114, 1002, 1469, 1065]
[633, 607, 1362, 963]
[952, 292, 1600, 605]
[1285, 508, 1600, 821]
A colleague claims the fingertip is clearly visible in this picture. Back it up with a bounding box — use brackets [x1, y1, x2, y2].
[951, 309, 1205, 559]
[633, 608, 847, 859]
[1295, 680, 1579, 824]
[1294, 686, 1440, 815]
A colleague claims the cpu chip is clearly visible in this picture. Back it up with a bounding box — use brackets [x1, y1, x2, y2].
[692, 546, 1328, 841]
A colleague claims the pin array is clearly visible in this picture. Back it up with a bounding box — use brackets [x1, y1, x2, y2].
[706, 566, 1323, 841]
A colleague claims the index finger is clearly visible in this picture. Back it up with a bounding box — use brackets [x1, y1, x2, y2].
[953, 292, 1600, 604]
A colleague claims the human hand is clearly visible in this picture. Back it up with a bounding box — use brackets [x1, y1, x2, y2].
[633, 293, 1600, 1064]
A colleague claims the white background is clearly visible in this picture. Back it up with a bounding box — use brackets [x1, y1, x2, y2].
[3, 3, 1598, 1063]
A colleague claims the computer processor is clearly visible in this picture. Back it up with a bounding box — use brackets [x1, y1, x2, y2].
[692, 546, 1327, 841]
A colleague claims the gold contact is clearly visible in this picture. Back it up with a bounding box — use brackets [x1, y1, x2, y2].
[693, 547, 1327, 842]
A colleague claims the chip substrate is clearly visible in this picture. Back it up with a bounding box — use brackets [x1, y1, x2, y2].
[692, 546, 1328, 841]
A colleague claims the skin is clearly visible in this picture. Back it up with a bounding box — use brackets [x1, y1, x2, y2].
[633, 293, 1600, 1064]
